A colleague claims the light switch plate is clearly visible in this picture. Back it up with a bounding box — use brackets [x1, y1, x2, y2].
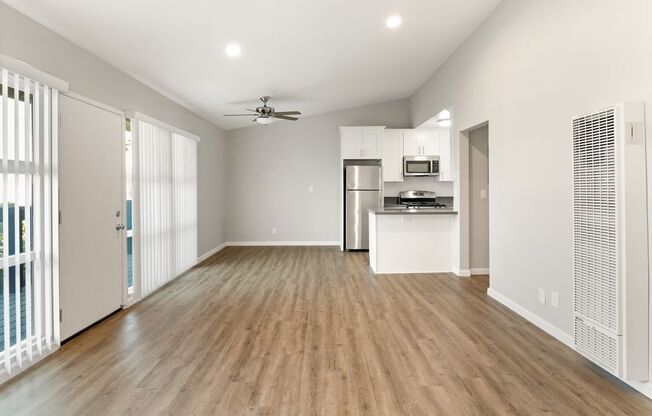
[551, 291, 559, 309]
[480, 189, 488, 199]
[271, 227, 277, 234]
[538, 288, 546, 305]
[308, 185, 314, 193]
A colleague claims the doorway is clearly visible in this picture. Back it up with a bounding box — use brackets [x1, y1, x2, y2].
[468, 125, 489, 275]
[58, 94, 124, 340]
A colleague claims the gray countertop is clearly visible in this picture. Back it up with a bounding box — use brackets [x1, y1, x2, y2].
[369, 206, 458, 215]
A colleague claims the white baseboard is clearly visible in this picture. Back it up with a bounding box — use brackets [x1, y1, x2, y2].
[625, 380, 652, 400]
[487, 287, 652, 400]
[470, 268, 490, 275]
[197, 243, 227, 263]
[195, 241, 341, 264]
[487, 287, 574, 348]
[452, 267, 471, 277]
[226, 241, 340, 247]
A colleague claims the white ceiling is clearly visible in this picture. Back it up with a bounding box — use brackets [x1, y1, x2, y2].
[4, 0, 501, 130]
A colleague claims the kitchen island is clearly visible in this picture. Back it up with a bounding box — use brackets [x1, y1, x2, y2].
[368, 207, 457, 274]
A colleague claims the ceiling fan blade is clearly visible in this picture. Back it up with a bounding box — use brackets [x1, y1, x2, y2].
[270, 114, 298, 121]
[246, 109, 259, 113]
[223, 113, 259, 116]
[273, 111, 301, 116]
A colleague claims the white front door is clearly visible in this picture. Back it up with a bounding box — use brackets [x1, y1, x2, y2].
[59, 95, 124, 340]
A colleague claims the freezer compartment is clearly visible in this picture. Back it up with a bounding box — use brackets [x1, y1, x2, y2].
[346, 165, 382, 190]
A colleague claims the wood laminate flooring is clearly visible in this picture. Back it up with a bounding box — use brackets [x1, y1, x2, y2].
[1, 246, 651, 415]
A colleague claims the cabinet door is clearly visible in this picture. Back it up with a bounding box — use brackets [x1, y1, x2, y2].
[382, 130, 403, 182]
[403, 130, 421, 155]
[341, 128, 363, 159]
[362, 127, 382, 159]
[421, 132, 439, 156]
[438, 129, 452, 180]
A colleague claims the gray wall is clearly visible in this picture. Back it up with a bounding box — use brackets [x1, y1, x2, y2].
[410, 0, 652, 344]
[469, 126, 489, 271]
[0, 3, 227, 256]
[225, 99, 411, 243]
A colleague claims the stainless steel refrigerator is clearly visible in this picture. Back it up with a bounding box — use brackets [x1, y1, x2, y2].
[344, 164, 382, 250]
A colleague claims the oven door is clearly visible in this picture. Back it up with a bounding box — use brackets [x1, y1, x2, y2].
[403, 158, 432, 176]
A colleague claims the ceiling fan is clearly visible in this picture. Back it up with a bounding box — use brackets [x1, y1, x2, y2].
[223, 96, 301, 125]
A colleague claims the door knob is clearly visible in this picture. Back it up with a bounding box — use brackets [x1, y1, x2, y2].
[115, 224, 125, 231]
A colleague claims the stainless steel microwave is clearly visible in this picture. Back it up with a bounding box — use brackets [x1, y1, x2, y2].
[403, 155, 440, 177]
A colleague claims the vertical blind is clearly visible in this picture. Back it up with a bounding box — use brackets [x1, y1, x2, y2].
[134, 119, 198, 298]
[172, 133, 198, 276]
[0, 66, 59, 381]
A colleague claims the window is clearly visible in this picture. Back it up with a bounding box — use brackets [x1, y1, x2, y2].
[0, 66, 60, 380]
[130, 115, 198, 299]
[125, 119, 134, 295]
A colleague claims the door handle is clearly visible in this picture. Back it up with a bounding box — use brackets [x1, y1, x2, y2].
[115, 224, 125, 231]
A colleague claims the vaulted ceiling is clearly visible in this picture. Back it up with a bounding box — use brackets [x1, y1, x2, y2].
[4, 0, 501, 129]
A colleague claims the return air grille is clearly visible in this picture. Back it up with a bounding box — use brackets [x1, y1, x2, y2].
[574, 317, 618, 373]
[572, 109, 617, 331]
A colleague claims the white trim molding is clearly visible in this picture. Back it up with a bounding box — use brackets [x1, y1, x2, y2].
[194, 241, 341, 265]
[126, 111, 200, 142]
[452, 267, 471, 277]
[197, 243, 227, 263]
[470, 268, 490, 275]
[487, 287, 652, 400]
[63, 91, 124, 116]
[0, 53, 69, 92]
[227, 241, 340, 247]
[487, 287, 574, 348]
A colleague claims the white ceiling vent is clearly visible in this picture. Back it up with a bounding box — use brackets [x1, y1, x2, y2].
[572, 102, 649, 382]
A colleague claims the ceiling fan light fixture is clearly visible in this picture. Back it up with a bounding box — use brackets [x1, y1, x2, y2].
[256, 116, 274, 125]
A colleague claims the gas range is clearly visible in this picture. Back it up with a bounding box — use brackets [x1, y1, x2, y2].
[397, 190, 447, 209]
[401, 202, 448, 209]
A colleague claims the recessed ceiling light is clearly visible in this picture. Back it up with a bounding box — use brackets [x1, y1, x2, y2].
[225, 44, 242, 58]
[386, 15, 402, 29]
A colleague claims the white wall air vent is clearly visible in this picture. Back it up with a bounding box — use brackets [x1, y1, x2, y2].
[572, 102, 649, 382]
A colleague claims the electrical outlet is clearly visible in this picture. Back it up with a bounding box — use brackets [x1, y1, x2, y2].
[308, 185, 314, 193]
[271, 227, 277, 234]
[538, 288, 546, 305]
[551, 291, 559, 309]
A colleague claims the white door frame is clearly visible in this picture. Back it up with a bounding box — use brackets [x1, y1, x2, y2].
[60, 91, 130, 309]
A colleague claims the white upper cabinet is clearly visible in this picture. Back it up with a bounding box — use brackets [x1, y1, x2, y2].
[437, 128, 452, 181]
[403, 129, 438, 156]
[402, 127, 453, 181]
[341, 126, 453, 182]
[340, 126, 384, 159]
[362, 128, 382, 159]
[340, 128, 363, 159]
[421, 133, 439, 155]
[403, 130, 421, 156]
[381, 130, 404, 182]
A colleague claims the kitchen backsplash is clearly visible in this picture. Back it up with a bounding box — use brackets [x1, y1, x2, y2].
[384, 177, 454, 197]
